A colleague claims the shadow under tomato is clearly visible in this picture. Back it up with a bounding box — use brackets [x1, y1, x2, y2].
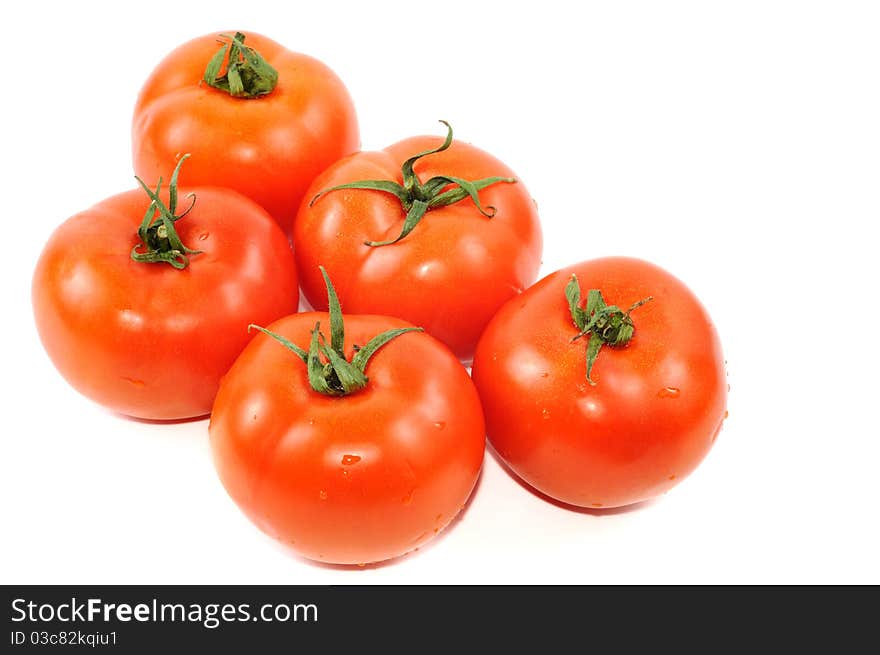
[271, 466, 486, 571]
[486, 442, 659, 516]
[110, 411, 210, 425]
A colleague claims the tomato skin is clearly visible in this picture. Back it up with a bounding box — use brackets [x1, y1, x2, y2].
[132, 31, 359, 233]
[472, 257, 726, 508]
[209, 313, 485, 564]
[293, 136, 542, 361]
[32, 188, 298, 420]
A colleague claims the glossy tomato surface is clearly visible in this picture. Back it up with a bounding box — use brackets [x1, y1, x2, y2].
[293, 135, 542, 361]
[472, 257, 727, 508]
[209, 313, 485, 564]
[132, 31, 359, 233]
[32, 187, 298, 420]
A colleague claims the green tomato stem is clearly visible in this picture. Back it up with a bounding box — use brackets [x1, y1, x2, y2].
[309, 121, 516, 247]
[249, 267, 422, 396]
[202, 32, 278, 98]
[565, 274, 653, 385]
[130, 155, 202, 270]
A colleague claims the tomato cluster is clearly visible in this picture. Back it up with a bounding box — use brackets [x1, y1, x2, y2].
[32, 31, 726, 565]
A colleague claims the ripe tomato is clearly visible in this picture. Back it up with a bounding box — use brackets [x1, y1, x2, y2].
[209, 270, 485, 564]
[293, 122, 542, 361]
[132, 31, 359, 233]
[32, 158, 298, 420]
[472, 257, 727, 508]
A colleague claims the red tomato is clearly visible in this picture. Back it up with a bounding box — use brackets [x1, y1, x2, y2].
[472, 257, 727, 508]
[209, 274, 485, 564]
[293, 122, 542, 361]
[32, 161, 298, 420]
[132, 31, 359, 233]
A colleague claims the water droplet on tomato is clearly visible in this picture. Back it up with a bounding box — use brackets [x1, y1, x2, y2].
[341, 454, 361, 465]
[433, 421, 446, 430]
[319, 490, 328, 500]
[657, 386, 680, 399]
[541, 408, 551, 419]
[198, 232, 209, 241]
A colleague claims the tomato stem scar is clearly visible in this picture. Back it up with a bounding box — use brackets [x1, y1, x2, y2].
[130, 154, 202, 270]
[565, 274, 653, 385]
[249, 267, 423, 396]
[308, 121, 516, 247]
[202, 32, 278, 98]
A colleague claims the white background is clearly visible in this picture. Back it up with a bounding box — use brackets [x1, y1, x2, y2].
[2, 0, 878, 584]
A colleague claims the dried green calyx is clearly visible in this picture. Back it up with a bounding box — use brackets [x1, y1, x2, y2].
[202, 32, 278, 98]
[250, 267, 422, 396]
[565, 274, 653, 385]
